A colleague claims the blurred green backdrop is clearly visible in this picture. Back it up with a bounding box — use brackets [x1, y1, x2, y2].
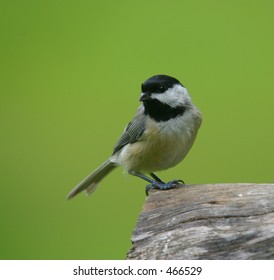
[1, 0, 273, 259]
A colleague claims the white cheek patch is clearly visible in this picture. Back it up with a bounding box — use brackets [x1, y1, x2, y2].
[151, 85, 192, 108]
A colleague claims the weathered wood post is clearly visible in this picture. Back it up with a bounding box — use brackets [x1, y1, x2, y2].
[127, 183, 274, 259]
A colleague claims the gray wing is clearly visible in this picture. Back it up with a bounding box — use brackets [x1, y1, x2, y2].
[112, 106, 146, 155]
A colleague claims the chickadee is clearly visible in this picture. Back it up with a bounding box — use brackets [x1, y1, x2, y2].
[67, 74, 202, 199]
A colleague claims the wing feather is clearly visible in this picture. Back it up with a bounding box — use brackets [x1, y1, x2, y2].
[112, 106, 146, 154]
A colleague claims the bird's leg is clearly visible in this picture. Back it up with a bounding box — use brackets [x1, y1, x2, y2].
[129, 171, 155, 184]
[150, 172, 164, 183]
[129, 171, 184, 196]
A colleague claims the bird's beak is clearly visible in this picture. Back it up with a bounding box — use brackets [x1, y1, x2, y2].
[139, 92, 151, 102]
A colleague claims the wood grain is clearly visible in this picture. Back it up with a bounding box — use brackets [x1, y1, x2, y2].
[127, 183, 274, 259]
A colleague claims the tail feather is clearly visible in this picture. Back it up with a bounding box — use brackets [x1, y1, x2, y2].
[67, 159, 117, 199]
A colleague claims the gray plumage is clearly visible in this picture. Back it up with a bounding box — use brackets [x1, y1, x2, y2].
[112, 108, 146, 154]
[67, 159, 116, 199]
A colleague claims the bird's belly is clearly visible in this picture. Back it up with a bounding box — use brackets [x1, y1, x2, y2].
[133, 135, 187, 172]
[117, 118, 198, 173]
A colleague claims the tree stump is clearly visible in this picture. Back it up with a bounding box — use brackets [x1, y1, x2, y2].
[127, 183, 274, 259]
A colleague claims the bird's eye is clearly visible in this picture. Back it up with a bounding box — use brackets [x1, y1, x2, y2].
[157, 85, 165, 93]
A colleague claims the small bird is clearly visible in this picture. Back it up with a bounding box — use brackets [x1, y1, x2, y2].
[67, 74, 202, 199]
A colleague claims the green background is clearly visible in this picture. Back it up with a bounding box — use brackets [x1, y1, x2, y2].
[1, 0, 273, 259]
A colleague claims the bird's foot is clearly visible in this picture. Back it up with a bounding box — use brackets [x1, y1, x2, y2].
[145, 179, 184, 196]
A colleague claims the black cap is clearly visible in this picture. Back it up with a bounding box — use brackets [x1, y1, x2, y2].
[141, 75, 183, 94]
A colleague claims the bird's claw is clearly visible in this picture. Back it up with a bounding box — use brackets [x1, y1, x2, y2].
[145, 179, 185, 196]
